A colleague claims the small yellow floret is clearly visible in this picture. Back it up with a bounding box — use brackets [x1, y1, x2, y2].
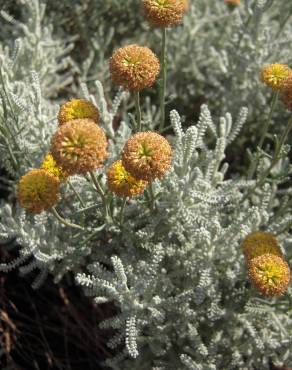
[241, 231, 283, 261]
[248, 254, 290, 297]
[260, 64, 292, 90]
[17, 169, 60, 214]
[107, 160, 148, 198]
[41, 153, 69, 181]
[58, 99, 100, 126]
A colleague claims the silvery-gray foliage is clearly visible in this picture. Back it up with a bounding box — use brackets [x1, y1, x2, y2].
[0, 0, 292, 369]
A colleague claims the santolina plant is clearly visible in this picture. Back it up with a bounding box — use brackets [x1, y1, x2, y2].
[1, 1, 292, 369]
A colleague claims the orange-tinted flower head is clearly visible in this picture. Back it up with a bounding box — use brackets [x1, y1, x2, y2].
[58, 99, 100, 126]
[51, 119, 108, 175]
[122, 131, 172, 181]
[17, 169, 60, 214]
[248, 254, 290, 297]
[107, 160, 148, 198]
[142, 0, 188, 28]
[109, 44, 160, 92]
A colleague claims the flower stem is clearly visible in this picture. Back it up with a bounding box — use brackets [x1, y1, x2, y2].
[51, 206, 84, 230]
[148, 183, 156, 211]
[120, 197, 127, 225]
[247, 90, 279, 180]
[134, 91, 142, 132]
[243, 115, 292, 202]
[68, 180, 86, 208]
[159, 27, 167, 132]
[89, 171, 110, 219]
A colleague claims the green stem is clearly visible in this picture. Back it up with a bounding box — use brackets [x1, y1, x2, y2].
[89, 171, 109, 219]
[79, 224, 106, 246]
[148, 183, 156, 212]
[68, 180, 86, 208]
[258, 91, 279, 150]
[243, 115, 292, 202]
[134, 91, 142, 132]
[159, 28, 167, 132]
[51, 206, 84, 230]
[89, 171, 105, 197]
[120, 198, 127, 225]
[247, 91, 279, 180]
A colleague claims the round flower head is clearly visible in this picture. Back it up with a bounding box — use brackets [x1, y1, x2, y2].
[109, 44, 160, 92]
[58, 99, 100, 126]
[51, 119, 108, 175]
[241, 231, 283, 261]
[260, 64, 292, 90]
[280, 76, 292, 111]
[107, 160, 148, 198]
[122, 131, 172, 181]
[17, 169, 60, 214]
[41, 153, 69, 181]
[142, 0, 188, 28]
[248, 254, 290, 297]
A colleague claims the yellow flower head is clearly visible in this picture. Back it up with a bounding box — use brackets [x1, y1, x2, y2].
[142, 0, 188, 28]
[241, 231, 283, 261]
[109, 44, 160, 92]
[51, 119, 108, 175]
[122, 131, 172, 181]
[58, 99, 100, 126]
[260, 64, 292, 90]
[280, 76, 292, 111]
[107, 160, 148, 198]
[41, 153, 69, 181]
[17, 169, 60, 214]
[248, 254, 290, 297]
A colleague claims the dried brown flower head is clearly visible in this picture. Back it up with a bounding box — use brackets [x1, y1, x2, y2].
[58, 99, 100, 126]
[248, 254, 290, 297]
[142, 0, 188, 28]
[17, 169, 60, 214]
[51, 119, 108, 175]
[107, 160, 148, 198]
[122, 131, 172, 181]
[109, 44, 160, 92]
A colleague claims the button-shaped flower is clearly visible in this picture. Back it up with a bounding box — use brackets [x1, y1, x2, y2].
[122, 131, 172, 181]
[142, 0, 188, 28]
[17, 169, 60, 214]
[58, 99, 100, 126]
[107, 160, 148, 198]
[109, 44, 160, 92]
[260, 64, 292, 90]
[51, 119, 108, 175]
[241, 231, 283, 262]
[248, 254, 290, 297]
